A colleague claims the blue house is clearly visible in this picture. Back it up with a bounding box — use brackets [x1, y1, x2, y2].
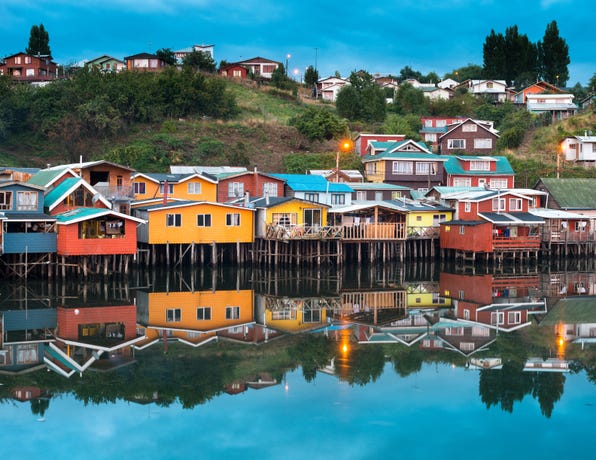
[270, 174, 354, 208]
[0, 181, 56, 254]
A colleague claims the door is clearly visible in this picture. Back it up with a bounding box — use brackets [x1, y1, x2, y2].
[304, 209, 321, 227]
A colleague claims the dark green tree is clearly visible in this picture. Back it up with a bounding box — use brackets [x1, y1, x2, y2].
[538, 20, 570, 87]
[182, 50, 216, 72]
[336, 70, 386, 123]
[271, 63, 293, 89]
[392, 82, 428, 115]
[399, 65, 423, 82]
[26, 23, 51, 56]
[444, 64, 484, 82]
[155, 48, 177, 66]
[483, 29, 506, 79]
[589, 73, 596, 94]
[304, 65, 319, 87]
[289, 106, 348, 142]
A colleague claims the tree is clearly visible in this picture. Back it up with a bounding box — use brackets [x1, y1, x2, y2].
[289, 106, 348, 142]
[182, 50, 216, 72]
[392, 82, 428, 115]
[538, 20, 570, 87]
[444, 64, 484, 82]
[589, 73, 596, 94]
[483, 29, 506, 79]
[336, 70, 386, 123]
[399, 65, 423, 82]
[155, 48, 177, 66]
[271, 64, 293, 90]
[26, 23, 51, 56]
[304, 65, 319, 87]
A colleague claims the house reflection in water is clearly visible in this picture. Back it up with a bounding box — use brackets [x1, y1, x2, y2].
[135, 289, 281, 349]
[439, 272, 546, 332]
[51, 304, 146, 376]
[539, 295, 596, 350]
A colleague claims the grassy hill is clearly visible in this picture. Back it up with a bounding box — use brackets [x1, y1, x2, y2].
[1, 76, 595, 182]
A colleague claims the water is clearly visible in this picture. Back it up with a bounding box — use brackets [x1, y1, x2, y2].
[1, 263, 595, 459]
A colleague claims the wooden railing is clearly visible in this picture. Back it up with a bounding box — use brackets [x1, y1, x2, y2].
[264, 223, 407, 241]
[492, 236, 541, 249]
[542, 230, 595, 243]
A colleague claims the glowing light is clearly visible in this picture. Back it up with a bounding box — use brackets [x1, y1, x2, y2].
[339, 139, 354, 153]
[74, 308, 80, 315]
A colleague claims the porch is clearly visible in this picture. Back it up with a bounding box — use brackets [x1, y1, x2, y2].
[265, 223, 407, 241]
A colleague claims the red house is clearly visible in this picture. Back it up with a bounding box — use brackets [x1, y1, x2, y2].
[214, 169, 286, 203]
[440, 190, 544, 254]
[124, 53, 166, 72]
[443, 155, 515, 189]
[54, 208, 145, 256]
[439, 118, 500, 155]
[0, 52, 58, 83]
[219, 63, 248, 79]
[513, 80, 563, 104]
[354, 133, 406, 156]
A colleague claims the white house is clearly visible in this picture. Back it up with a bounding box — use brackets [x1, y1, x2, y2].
[561, 134, 596, 166]
[317, 76, 350, 102]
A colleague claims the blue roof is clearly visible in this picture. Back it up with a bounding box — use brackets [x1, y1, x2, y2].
[271, 174, 353, 193]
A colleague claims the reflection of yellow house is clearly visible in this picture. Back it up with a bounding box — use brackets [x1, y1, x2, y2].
[249, 197, 329, 237]
[132, 173, 217, 202]
[264, 297, 328, 333]
[136, 290, 254, 346]
[134, 201, 255, 244]
[406, 283, 451, 308]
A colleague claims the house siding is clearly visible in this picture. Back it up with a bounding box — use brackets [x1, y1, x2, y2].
[56, 220, 138, 256]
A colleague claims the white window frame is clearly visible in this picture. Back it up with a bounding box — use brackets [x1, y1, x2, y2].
[228, 182, 244, 198]
[356, 191, 367, 200]
[489, 178, 508, 189]
[133, 182, 146, 194]
[509, 198, 523, 211]
[226, 213, 240, 226]
[226, 306, 240, 320]
[492, 198, 506, 211]
[474, 138, 493, 149]
[507, 311, 521, 324]
[462, 124, 477, 132]
[16, 191, 38, 211]
[160, 183, 174, 195]
[393, 161, 413, 175]
[331, 194, 345, 205]
[415, 162, 436, 176]
[166, 308, 181, 322]
[263, 182, 278, 196]
[196, 214, 212, 227]
[187, 182, 201, 194]
[491, 312, 505, 325]
[197, 307, 212, 320]
[448, 139, 466, 149]
[469, 160, 490, 171]
[464, 202, 471, 212]
[166, 213, 182, 227]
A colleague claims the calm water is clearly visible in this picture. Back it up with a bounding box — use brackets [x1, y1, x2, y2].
[1, 262, 595, 459]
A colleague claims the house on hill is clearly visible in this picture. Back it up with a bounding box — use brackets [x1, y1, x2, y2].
[438, 118, 499, 155]
[514, 80, 564, 104]
[443, 155, 514, 189]
[525, 93, 577, 122]
[561, 134, 596, 167]
[354, 133, 406, 156]
[124, 53, 167, 72]
[0, 52, 58, 84]
[235, 57, 281, 80]
[85, 55, 125, 73]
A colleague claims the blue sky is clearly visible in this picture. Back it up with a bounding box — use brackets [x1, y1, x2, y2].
[0, 0, 593, 85]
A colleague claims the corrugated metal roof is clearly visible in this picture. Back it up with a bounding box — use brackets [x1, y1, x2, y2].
[443, 156, 514, 175]
[271, 174, 353, 193]
[538, 178, 596, 209]
[44, 177, 82, 207]
[478, 212, 544, 224]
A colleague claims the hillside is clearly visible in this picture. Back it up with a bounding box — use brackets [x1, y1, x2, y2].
[1, 77, 594, 180]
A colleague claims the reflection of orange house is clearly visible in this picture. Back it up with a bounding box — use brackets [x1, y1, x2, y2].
[440, 272, 546, 332]
[136, 290, 255, 347]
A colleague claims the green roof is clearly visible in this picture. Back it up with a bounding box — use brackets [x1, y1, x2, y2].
[541, 296, 596, 325]
[54, 207, 111, 223]
[362, 152, 444, 162]
[27, 168, 70, 187]
[444, 156, 514, 175]
[44, 177, 82, 207]
[538, 178, 596, 209]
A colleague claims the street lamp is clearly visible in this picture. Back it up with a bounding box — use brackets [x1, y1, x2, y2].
[334, 138, 354, 182]
[285, 53, 291, 76]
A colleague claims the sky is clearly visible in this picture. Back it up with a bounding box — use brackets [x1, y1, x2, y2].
[0, 0, 594, 86]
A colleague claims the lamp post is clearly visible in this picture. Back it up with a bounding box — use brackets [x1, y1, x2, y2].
[335, 139, 354, 182]
[285, 53, 291, 76]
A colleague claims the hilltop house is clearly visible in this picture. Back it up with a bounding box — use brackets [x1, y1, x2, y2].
[235, 57, 281, 80]
[124, 53, 167, 72]
[0, 52, 58, 84]
[85, 55, 125, 73]
[561, 134, 596, 167]
[317, 76, 349, 102]
[443, 155, 515, 189]
[438, 118, 500, 155]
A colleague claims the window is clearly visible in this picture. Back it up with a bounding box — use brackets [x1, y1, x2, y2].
[0, 191, 12, 210]
[469, 160, 490, 171]
[425, 120, 433, 127]
[391, 191, 402, 199]
[116, 176, 123, 191]
[228, 182, 244, 198]
[509, 198, 523, 211]
[459, 225, 465, 235]
[447, 139, 466, 149]
[460, 342, 475, 352]
[15, 56, 21, 64]
[226, 213, 240, 226]
[462, 124, 477, 132]
[133, 182, 146, 194]
[393, 161, 413, 175]
[226, 306, 240, 320]
[303, 309, 321, 323]
[491, 312, 505, 325]
[166, 308, 181, 322]
[453, 178, 471, 187]
[272, 213, 296, 226]
[26, 68, 35, 76]
[463, 309, 470, 320]
[160, 183, 174, 195]
[492, 198, 505, 211]
[486, 81, 494, 88]
[166, 213, 182, 227]
[366, 163, 377, 175]
[263, 182, 278, 196]
[304, 209, 321, 227]
[232, 69, 242, 77]
[474, 139, 493, 149]
[188, 182, 201, 194]
[197, 307, 212, 320]
[464, 202, 471, 212]
[25, 56, 32, 64]
[436, 120, 446, 127]
[304, 193, 319, 202]
[16, 191, 38, 211]
[490, 178, 508, 189]
[416, 215, 422, 221]
[197, 214, 212, 227]
[508, 311, 521, 324]
[575, 221, 587, 232]
[356, 191, 367, 200]
[331, 194, 345, 205]
[416, 162, 436, 175]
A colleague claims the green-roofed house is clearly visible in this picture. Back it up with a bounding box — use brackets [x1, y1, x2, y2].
[540, 296, 596, 348]
[534, 178, 596, 218]
[443, 155, 515, 189]
[362, 139, 448, 190]
[27, 167, 78, 190]
[43, 177, 112, 214]
[53, 207, 145, 257]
